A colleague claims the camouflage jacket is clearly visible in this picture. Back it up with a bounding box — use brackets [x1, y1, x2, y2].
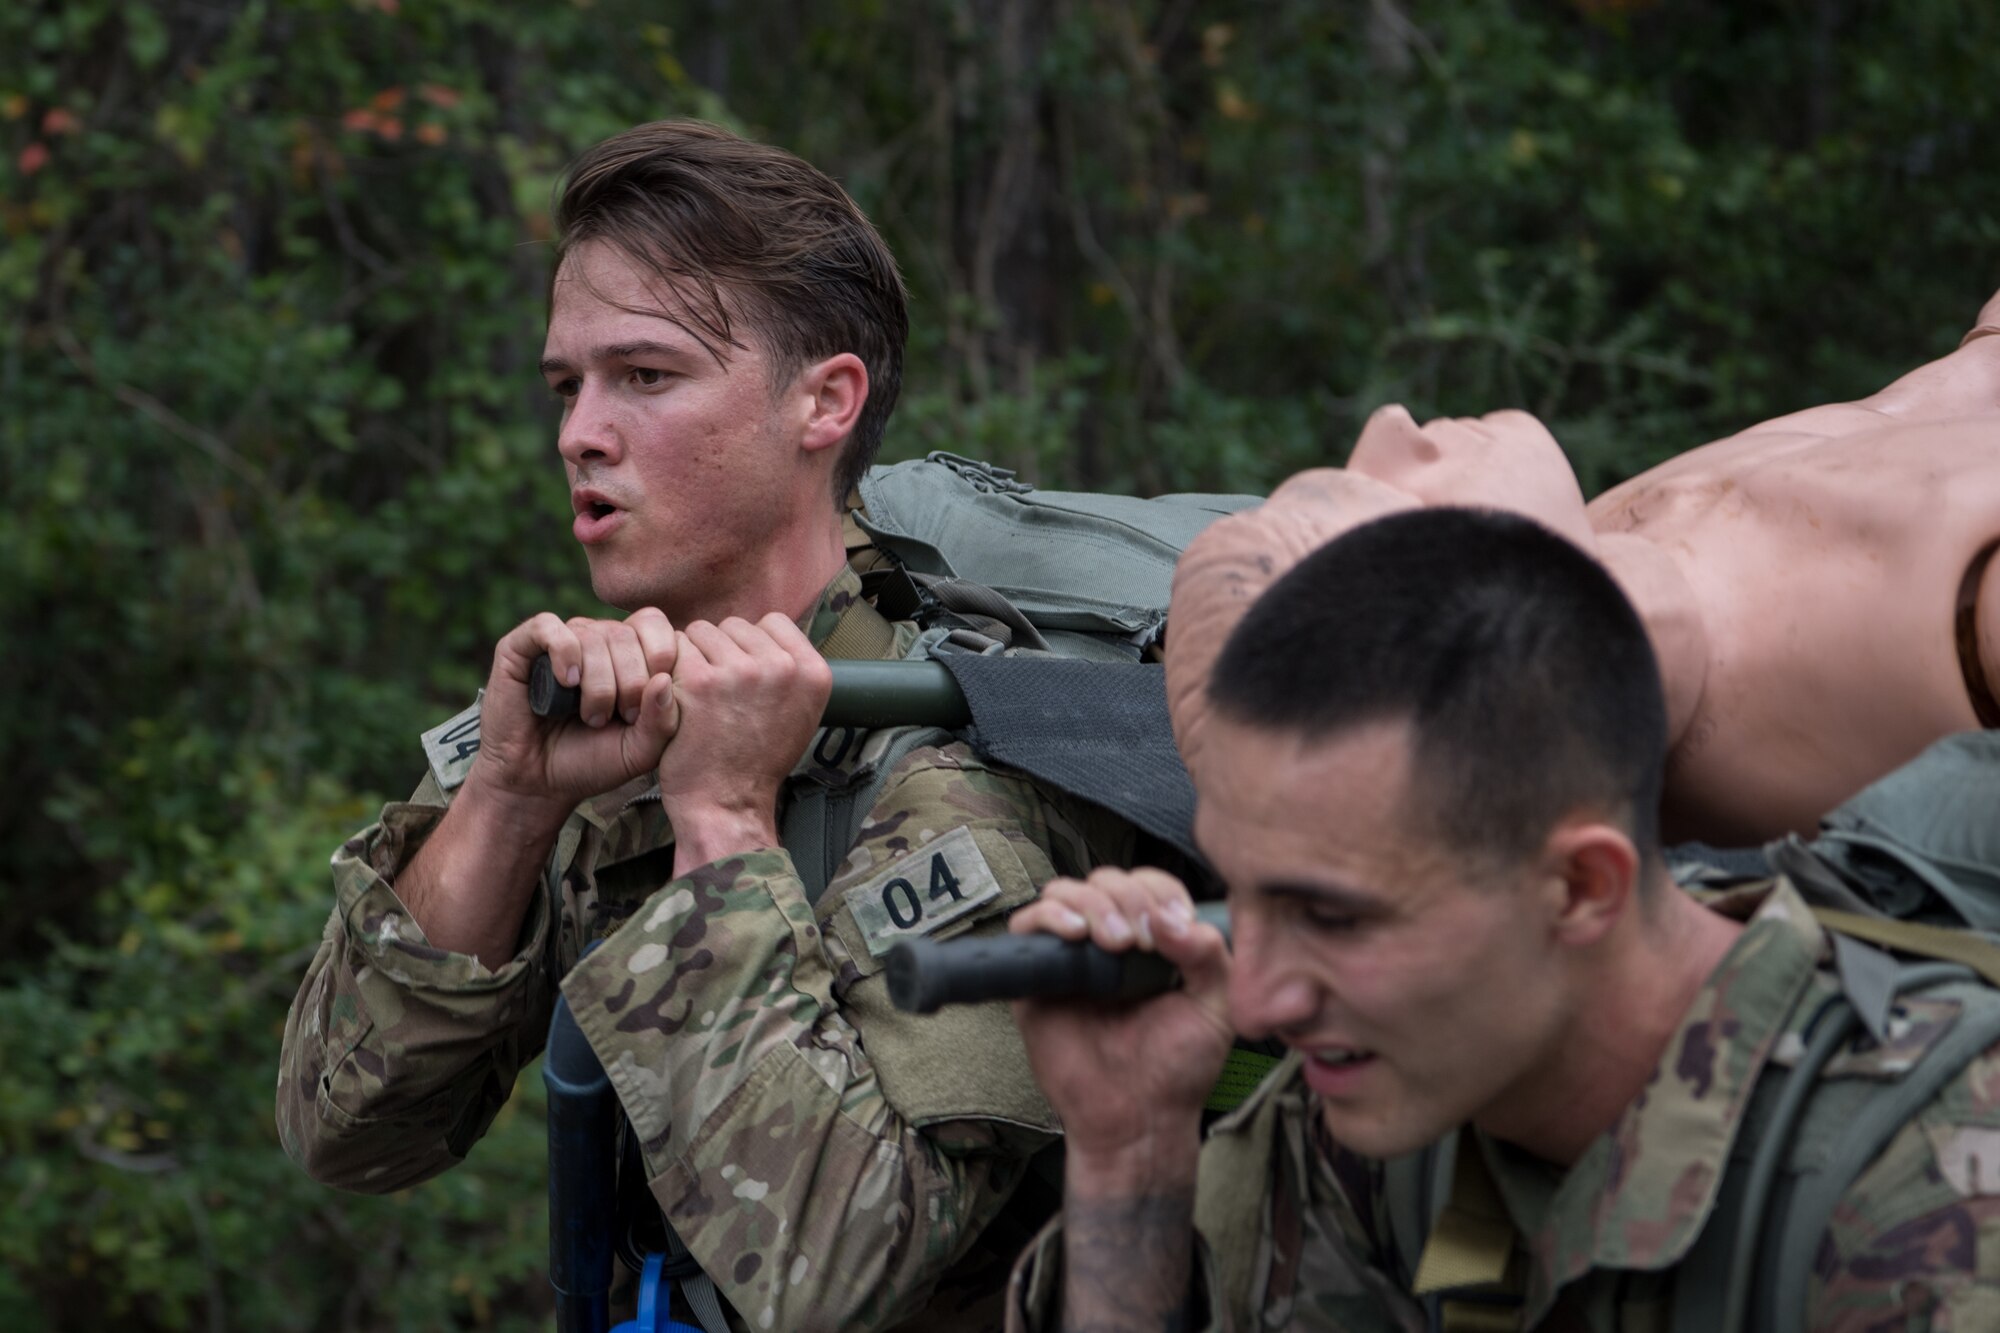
[278, 563, 1135, 1332]
[1008, 877, 2000, 1331]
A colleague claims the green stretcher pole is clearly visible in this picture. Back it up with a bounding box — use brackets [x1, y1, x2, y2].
[528, 653, 971, 731]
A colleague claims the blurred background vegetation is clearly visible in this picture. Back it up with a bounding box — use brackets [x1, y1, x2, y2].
[3, 0, 1997, 1327]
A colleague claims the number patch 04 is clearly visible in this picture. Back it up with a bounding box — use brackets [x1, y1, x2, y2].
[842, 825, 1004, 959]
[419, 693, 485, 792]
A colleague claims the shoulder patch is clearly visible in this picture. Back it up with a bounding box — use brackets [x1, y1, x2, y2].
[840, 824, 1003, 959]
[419, 692, 484, 792]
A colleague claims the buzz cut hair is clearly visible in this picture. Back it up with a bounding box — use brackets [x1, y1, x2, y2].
[1206, 507, 1669, 873]
[551, 119, 909, 504]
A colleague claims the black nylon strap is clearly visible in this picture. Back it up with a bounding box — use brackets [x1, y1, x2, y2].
[931, 654, 1205, 868]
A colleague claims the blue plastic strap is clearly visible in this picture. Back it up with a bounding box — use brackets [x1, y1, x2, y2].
[609, 1253, 707, 1333]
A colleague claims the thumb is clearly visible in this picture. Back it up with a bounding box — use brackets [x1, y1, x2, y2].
[1157, 920, 1234, 1029]
[635, 671, 680, 751]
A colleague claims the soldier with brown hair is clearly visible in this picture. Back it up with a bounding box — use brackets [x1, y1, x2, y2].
[276, 121, 1134, 1331]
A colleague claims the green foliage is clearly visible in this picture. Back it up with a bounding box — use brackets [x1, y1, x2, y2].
[1, 744, 550, 1331]
[2, 0, 1996, 1327]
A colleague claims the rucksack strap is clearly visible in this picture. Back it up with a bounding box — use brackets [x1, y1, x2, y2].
[1764, 972, 2000, 1333]
[1410, 1129, 1525, 1332]
[814, 591, 900, 663]
[1813, 907, 2000, 987]
[659, 1225, 730, 1333]
[863, 564, 1057, 655]
[1672, 960, 2000, 1333]
[779, 722, 953, 905]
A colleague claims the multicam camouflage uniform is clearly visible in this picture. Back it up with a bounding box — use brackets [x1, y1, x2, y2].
[1007, 877, 2000, 1331]
[278, 561, 1135, 1332]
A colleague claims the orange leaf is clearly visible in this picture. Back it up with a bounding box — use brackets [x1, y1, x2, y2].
[19, 141, 49, 175]
[375, 117, 404, 142]
[371, 86, 405, 112]
[342, 108, 378, 132]
[415, 122, 447, 146]
[1, 94, 25, 121]
[42, 107, 80, 135]
[418, 83, 461, 109]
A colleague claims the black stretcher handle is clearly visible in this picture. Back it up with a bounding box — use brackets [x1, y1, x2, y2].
[887, 903, 1231, 1013]
[527, 652, 971, 731]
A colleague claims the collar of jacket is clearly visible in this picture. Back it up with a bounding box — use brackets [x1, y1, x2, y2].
[1505, 876, 1829, 1323]
[807, 562, 902, 662]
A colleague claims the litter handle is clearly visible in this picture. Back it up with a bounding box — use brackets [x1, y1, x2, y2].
[887, 903, 1231, 1013]
[527, 653, 971, 730]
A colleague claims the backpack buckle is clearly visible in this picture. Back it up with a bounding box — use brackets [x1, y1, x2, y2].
[925, 451, 1035, 495]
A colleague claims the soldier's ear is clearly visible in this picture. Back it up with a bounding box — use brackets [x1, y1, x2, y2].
[1542, 819, 1639, 949]
[797, 353, 868, 455]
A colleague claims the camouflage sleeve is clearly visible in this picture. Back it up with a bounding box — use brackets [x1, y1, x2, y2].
[1807, 1045, 2000, 1331]
[275, 772, 560, 1192]
[560, 743, 1130, 1333]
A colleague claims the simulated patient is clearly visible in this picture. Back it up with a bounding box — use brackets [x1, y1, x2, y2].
[1168, 286, 2000, 845]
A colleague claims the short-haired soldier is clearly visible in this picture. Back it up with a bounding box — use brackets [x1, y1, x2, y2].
[277, 121, 1133, 1331]
[1007, 508, 2000, 1330]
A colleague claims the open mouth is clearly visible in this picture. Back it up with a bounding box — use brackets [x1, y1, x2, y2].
[1300, 1045, 1379, 1094]
[1312, 1046, 1375, 1069]
[571, 496, 624, 545]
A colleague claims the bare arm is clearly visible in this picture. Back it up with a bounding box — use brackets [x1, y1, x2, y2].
[1010, 870, 1236, 1332]
[1060, 1140, 1204, 1333]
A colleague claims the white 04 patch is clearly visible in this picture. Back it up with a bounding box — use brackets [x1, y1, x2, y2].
[419, 692, 484, 791]
[842, 825, 1003, 959]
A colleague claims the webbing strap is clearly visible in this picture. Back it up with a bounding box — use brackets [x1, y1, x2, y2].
[1812, 908, 2000, 988]
[662, 1224, 731, 1333]
[816, 595, 900, 663]
[1203, 1048, 1281, 1113]
[1411, 1131, 1524, 1332]
[1768, 973, 2000, 1333]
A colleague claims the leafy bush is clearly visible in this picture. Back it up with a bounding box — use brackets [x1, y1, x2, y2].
[0, 740, 552, 1330]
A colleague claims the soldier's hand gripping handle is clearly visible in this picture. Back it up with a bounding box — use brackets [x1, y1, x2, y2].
[529, 652, 973, 730]
[887, 903, 1231, 1013]
[529, 652, 584, 719]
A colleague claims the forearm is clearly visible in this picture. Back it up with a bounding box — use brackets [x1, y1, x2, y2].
[395, 774, 568, 967]
[1059, 1127, 1204, 1333]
